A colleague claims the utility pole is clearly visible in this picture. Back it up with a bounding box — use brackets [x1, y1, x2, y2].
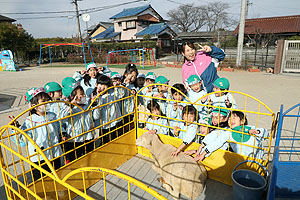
[72, 0, 82, 42]
[236, 0, 247, 67]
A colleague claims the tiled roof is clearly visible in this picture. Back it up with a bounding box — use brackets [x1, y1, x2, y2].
[234, 15, 300, 35]
[110, 5, 151, 19]
[0, 15, 16, 23]
[92, 26, 120, 39]
[135, 23, 170, 36]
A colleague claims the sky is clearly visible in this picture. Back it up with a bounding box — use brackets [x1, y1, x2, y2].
[0, 0, 299, 38]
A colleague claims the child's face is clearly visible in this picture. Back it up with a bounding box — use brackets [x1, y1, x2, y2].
[125, 71, 137, 83]
[152, 108, 160, 120]
[211, 115, 227, 126]
[96, 83, 108, 93]
[146, 79, 155, 86]
[52, 90, 62, 100]
[172, 92, 183, 101]
[88, 67, 98, 78]
[199, 125, 210, 135]
[213, 87, 226, 97]
[137, 77, 145, 87]
[183, 113, 195, 126]
[35, 96, 49, 116]
[229, 114, 244, 129]
[112, 78, 121, 86]
[182, 44, 196, 61]
[75, 88, 86, 103]
[190, 82, 202, 93]
[158, 85, 168, 92]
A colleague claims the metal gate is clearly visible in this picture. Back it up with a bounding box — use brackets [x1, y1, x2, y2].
[281, 40, 300, 73]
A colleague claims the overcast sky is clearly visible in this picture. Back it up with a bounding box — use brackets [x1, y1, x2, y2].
[0, 0, 299, 38]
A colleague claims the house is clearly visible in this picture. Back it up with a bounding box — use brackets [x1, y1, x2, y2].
[88, 22, 113, 42]
[92, 4, 177, 53]
[0, 15, 16, 23]
[234, 15, 300, 46]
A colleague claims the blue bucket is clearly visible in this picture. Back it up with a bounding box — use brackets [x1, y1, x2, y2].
[232, 160, 268, 200]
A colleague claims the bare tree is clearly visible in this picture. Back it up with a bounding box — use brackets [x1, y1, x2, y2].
[167, 3, 207, 32]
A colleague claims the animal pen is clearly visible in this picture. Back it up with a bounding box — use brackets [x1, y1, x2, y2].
[0, 84, 278, 199]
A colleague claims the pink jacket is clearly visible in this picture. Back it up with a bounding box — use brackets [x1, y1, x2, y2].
[181, 51, 212, 84]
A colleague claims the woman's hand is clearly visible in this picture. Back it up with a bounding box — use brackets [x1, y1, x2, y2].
[199, 45, 212, 53]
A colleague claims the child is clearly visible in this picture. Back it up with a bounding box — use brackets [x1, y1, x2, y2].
[92, 74, 122, 145]
[110, 72, 122, 86]
[153, 75, 170, 115]
[62, 79, 98, 163]
[136, 73, 146, 90]
[72, 62, 110, 102]
[186, 75, 207, 103]
[144, 100, 168, 135]
[208, 77, 237, 111]
[140, 72, 156, 106]
[194, 111, 268, 161]
[171, 105, 198, 156]
[19, 87, 63, 180]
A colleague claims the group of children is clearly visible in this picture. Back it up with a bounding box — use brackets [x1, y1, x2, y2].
[12, 61, 269, 180]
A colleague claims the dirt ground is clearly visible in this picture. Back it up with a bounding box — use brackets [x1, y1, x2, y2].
[0, 65, 299, 199]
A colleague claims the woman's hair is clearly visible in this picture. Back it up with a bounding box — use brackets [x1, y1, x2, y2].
[122, 63, 139, 87]
[171, 83, 187, 95]
[182, 105, 197, 120]
[228, 111, 248, 125]
[29, 92, 51, 115]
[68, 85, 84, 102]
[182, 42, 196, 53]
[83, 68, 100, 87]
[147, 100, 164, 118]
[96, 74, 112, 87]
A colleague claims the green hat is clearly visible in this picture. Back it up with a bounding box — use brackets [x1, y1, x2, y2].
[211, 108, 228, 117]
[62, 79, 80, 98]
[146, 72, 156, 80]
[110, 72, 122, 79]
[44, 82, 62, 93]
[187, 75, 201, 85]
[199, 117, 210, 125]
[213, 78, 230, 90]
[155, 76, 169, 84]
[62, 77, 76, 87]
[24, 87, 46, 103]
[232, 125, 252, 142]
[86, 62, 97, 71]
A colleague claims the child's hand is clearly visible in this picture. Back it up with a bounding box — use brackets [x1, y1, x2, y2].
[143, 127, 148, 130]
[208, 96, 213, 105]
[148, 130, 157, 134]
[71, 96, 78, 104]
[131, 90, 136, 95]
[98, 67, 104, 72]
[184, 150, 196, 156]
[201, 95, 208, 103]
[9, 116, 20, 127]
[225, 95, 232, 108]
[171, 151, 179, 157]
[62, 136, 67, 141]
[124, 77, 131, 85]
[81, 69, 86, 75]
[174, 126, 179, 137]
[194, 153, 205, 162]
[173, 102, 178, 111]
[249, 129, 260, 135]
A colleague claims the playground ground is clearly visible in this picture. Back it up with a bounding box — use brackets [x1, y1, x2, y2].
[0, 64, 300, 199]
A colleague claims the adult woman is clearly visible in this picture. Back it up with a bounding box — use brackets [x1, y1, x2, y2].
[181, 42, 225, 93]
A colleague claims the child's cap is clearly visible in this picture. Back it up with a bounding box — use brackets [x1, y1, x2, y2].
[24, 87, 46, 103]
[187, 74, 201, 85]
[199, 117, 209, 125]
[155, 76, 169, 84]
[44, 82, 62, 93]
[137, 73, 146, 79]
[110, 72, 122, 79]
[86, 62, 97, 71]
[146, 72, 156, 80]
[213, 77, 230, 90]
[211, 108, 228, 117]
[62, 79, 80, 98]
[62, 77, 76, 87]
[232, 125, 252, 142]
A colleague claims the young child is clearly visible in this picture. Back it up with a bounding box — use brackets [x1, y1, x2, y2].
[144, 100, 168, 135]
[91, 74, 122, 145]
[171, 105, 198, 156]
[208, 77, 237, 111]
[140, 72, 156, 106]
[72, 62, 110, 102]
[110, 72, 122, 86]
[19, 87, 63, 180]
[193, 111, 268, 161]
[153, 75, 170, 115]
[186, 75, 207, 103]
[62, 78, 98, 163]
[136, 73, 146, 90]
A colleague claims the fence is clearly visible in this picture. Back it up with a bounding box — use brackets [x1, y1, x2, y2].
[281, 40, 300, 73]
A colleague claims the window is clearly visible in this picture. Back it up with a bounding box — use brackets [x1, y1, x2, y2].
[163, 40, 171, 47]
[118, 22, 122, 27]
[126, 21, 136, 29]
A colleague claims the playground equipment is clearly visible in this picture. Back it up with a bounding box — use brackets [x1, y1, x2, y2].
[267, 103, 300, 199]
[0, 50, 18, 71]
[106, 48, 156, 69]
[38, 43, 94, 68]
[0, 84, 276, 199]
